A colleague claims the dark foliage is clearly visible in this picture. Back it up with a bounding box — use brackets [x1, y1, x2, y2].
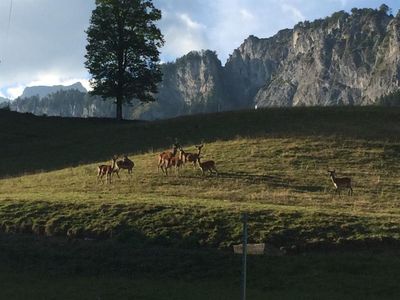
[85, 0, 164, 120]
[377, 89, 400, 106]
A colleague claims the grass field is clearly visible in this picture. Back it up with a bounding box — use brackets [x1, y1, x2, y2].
[0, 106, 400, 299]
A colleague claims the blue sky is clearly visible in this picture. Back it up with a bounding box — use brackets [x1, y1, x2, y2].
[0, 0, 399, 99]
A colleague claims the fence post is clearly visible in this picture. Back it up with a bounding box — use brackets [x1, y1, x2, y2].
[241, 213, 248, 300]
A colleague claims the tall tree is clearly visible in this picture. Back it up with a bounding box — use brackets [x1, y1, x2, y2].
[85, 0, 164, 120]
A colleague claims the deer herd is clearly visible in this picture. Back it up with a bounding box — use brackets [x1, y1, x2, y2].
[97, 143, 218, 184]
[96, 143, 353, 196]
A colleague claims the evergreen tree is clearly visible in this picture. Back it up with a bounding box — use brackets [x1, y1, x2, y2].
[85, 0, 164, 120]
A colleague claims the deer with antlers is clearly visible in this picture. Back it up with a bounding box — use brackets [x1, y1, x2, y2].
[97, 156, 117, 184]
[181, 144, 203, 167]
[158, 143, 180, 174]
[113, 155, 135, 178]
[198, 156, 218, 176]
[328, 170, 353, 196]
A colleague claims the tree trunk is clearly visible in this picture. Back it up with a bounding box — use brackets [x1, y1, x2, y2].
[116, 95, 123, 121]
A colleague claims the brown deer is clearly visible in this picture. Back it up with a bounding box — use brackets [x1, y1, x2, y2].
[198, 156, 218, 176]
[97, 156, 117, 184]
[181, 144, 203, 167]
[328, 170, 353, 196]
[113, 155, 135, 178]
[163, 155, 184, 176]
[158, 143, 179, 174]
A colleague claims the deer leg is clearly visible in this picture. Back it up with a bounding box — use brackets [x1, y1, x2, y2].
[98, 173, 105, 184]
[213, 167, 219, 176]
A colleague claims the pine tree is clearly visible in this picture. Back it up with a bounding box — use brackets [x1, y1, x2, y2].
[85, 0, 164, 120]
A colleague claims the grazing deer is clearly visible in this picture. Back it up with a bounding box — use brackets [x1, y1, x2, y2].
[328, 170, 353, 196]
[198, 156, 218, 176]
[113, 155, 135, 178]
[97, 156, 117, 184]
[181, 144, 203, 167]
[158, 143, 179, 174]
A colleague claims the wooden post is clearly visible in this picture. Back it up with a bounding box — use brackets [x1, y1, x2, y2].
[241, 213, 248, 300]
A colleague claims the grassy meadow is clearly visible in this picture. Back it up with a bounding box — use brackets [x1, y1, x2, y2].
[0, 106, 400, 299]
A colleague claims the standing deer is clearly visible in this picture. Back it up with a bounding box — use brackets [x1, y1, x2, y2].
[163, 155, 184, 176]
[328, 170, 353, 196]
[198, 156, 218, 176]
[181, 144, 203, 167]
[113, 155, 135, 178]
[97, 156, 117, 184]
[158, 143, 179, 174]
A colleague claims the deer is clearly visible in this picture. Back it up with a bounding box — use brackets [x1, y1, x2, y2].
[162, 155, 184, 176]
[181, 144, 203, 167]
[158, 143, 179, 174]
[328, 170, 353, 196]
[97, 156, 117, 184]
[198, 156, 218, 176]
[113, 155, 135, 178]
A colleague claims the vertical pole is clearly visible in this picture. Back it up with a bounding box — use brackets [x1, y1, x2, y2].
[241, 213, 248, 300]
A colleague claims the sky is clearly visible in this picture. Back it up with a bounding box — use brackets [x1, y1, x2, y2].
[1, 0, 400, 99]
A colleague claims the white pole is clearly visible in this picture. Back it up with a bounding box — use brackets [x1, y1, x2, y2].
[241, 213, 248, 300]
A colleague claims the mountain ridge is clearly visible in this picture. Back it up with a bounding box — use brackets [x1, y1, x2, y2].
[21, 82, 87, 99]
[9, 5, 400, 119]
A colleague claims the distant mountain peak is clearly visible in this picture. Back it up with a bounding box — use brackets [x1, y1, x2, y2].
[21, 82, 87, 99]
[0, 96, 10, 103]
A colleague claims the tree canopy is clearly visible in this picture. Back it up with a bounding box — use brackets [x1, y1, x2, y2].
[85, 0, 164, 120]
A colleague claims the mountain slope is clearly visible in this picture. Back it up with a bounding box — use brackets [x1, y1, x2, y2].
[144, 7, 400, 118]
[0, 96, 10, 103]
[251, 9, 400, 107]
[21, 82, 87, 99]
[8, 6, 400, 120]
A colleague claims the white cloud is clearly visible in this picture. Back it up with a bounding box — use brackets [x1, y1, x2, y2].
[3, 73, 91, 99]
[0, 91, 7, 98]
[6, 85, 25, 100]
[281, 3, 305, 22]
[160, 11, 207, 59]
[329, 0, 348, 7]
[178, 13, 206, 30]
[239, 9, 254, 21]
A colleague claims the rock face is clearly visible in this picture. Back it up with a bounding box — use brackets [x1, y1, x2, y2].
[21, 82, 87, 99]
[134, 50, 226, 119]
[9, 7, 400, 119]
[251, 9, 400, 107]
[140, 7, 400, 118]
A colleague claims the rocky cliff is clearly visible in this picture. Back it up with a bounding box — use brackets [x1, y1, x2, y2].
[138, 7, 400, 119]
[10, 6, 400, 119]
[134, 50, 226, 119]
[21, 82, 87, 99]
[251, 8, 400, 107]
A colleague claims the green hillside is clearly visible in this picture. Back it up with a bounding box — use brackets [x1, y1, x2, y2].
[0, 107, 400, 299]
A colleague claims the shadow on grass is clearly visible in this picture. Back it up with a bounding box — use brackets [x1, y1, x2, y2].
[218, 171, 287, 186]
